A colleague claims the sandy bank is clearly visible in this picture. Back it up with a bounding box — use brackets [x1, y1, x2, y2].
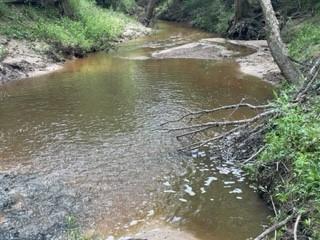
[115, 221, 199, 240]
[152, 38, 282, 84]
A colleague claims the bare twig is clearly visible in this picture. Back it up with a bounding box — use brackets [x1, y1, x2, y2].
[242, 146, 266, 164]
[254, 214, 295, 240]
[270, 195, 278, 217]
[294, 214, 302, 240]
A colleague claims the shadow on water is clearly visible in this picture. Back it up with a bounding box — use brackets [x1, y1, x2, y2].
[0, 21, 272, 239]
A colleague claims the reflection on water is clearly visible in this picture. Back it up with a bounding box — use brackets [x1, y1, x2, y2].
[0, 21, 272, 239]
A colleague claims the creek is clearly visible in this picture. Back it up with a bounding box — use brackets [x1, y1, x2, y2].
[0, 21, 273, 240]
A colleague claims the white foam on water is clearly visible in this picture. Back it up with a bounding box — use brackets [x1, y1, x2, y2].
[204, 176, 218, 186]
[184, 184, 196, 196]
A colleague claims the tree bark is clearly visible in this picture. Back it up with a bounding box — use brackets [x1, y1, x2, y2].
[258, 0, 303, 85]
[143, 0, 157, 26]
[60, 0, 76, 18]
[235, 0, 250, 22]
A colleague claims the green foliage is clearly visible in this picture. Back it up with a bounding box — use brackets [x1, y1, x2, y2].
[0, 44, 6, 60]
[96, 0, 137, 14]
[288, 22, 320, 61]
[186, 0, 232, 33]
[159, 0, 233, 34]
[0, 1, 132, 54]
[254, 93, 320, 238]
[66, 216, 84, 240]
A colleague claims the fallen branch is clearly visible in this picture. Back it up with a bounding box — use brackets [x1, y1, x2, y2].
[161, 102, 270, 126]
[165, 110, 277, 132]
[178, 124, 248, 152]
[254, 214, 295, 240]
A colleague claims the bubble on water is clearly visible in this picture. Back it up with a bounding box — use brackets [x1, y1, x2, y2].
[147, 210, 155, 217]
[210, 198, 214, 201]
[237, 177, 245, 182]
[229, 188, 243, 194]
[204, 176, 218, 186]
[170, 216, 182, 223]
[199, 168, 209, 172]
[217, 167, 231, 175]
[164, 190, 176, 193]
[198, 151, 206, 157]
[129, 220, 139, 226]
[184, 184, 196, 196]
[224, 181, 235, 185]
[163, 181, 171, 187]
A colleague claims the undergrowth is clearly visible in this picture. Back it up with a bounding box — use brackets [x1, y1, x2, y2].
[0, 1, 133, 55]
[288, 22, 320, 61]
[158, 0, 233, 34]
[249, 91, 320, 238]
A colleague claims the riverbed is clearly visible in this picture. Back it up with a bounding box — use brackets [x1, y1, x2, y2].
[0, 21, 273, 240]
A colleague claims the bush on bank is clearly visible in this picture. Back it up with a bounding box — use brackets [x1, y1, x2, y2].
[248, 91, 320, 238]
[0, 1, 133, 56]
[158, 0, 233, 34]
[288, 22, 320, 61]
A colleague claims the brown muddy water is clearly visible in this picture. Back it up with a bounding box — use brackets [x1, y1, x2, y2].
[0, 22, 273, 240]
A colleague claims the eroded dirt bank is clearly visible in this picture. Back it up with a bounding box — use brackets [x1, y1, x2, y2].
[0, 23, 151, 86]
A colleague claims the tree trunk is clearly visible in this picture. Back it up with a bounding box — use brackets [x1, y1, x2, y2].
[258, 0, 303, 85]
[60, 0, 75, 18]
[235, 0, 250, 22]
[143, 0, 157, 26]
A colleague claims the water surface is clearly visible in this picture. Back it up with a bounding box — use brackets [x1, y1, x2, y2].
[0, 21, 273, 239]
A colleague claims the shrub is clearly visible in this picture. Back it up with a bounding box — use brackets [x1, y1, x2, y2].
[252, 93, 320, 238]
[0, 1, 133, 54]
[288, 22, 320, 61]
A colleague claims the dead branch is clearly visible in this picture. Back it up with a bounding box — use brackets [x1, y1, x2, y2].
[294, 214, 302, 240]
[165, 110, 277, 132]
[161, 102, 270, 126]
[254, 214, 295, 240]
[178, 124, 249, 152]
[242, 146, 266, 164]
[294, 57, 320, 102]
[270, 195, 278, 217]
[176, 126, 213, 139]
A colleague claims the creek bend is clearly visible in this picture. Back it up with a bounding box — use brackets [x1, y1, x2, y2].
[0, 21, 273, 240]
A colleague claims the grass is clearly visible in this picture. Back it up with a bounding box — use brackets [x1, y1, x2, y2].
[247, 91, 320, 238]
[288, 22, 320, 61]
[0, 1, 134, 55]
